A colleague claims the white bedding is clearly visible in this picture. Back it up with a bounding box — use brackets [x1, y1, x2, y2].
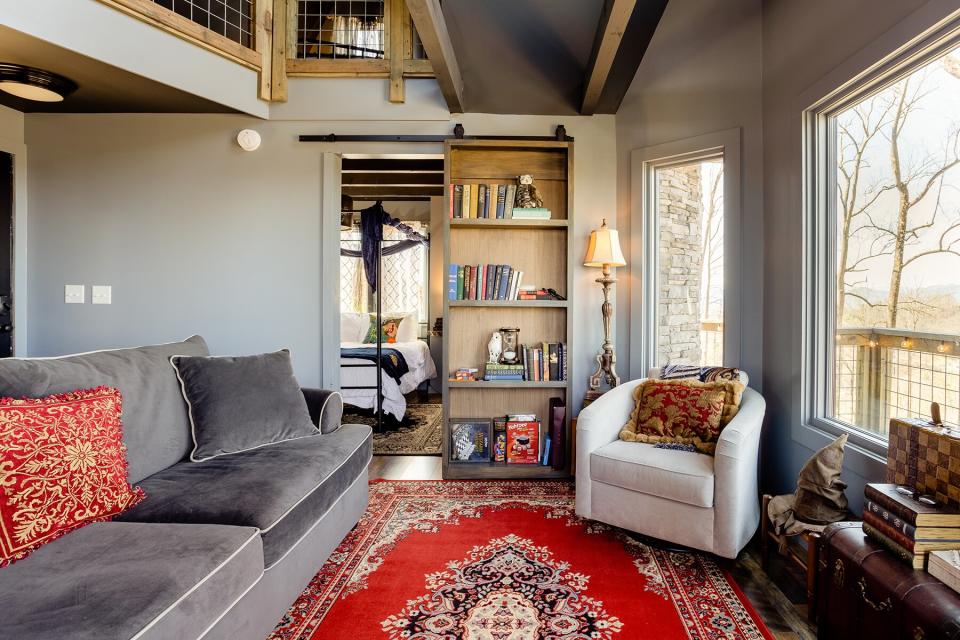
[340, 340, 437, 419]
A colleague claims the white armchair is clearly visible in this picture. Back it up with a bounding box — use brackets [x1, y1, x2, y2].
[575, 376, 766, 559]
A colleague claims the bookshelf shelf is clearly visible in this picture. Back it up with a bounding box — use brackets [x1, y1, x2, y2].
[442, 138, 574, 481]
[448, 380, 568, 388]
[450, 219, 568, 230]
[448, 300, 568, 308]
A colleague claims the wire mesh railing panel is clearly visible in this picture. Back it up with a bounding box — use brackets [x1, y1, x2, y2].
[152, 0, 254, 48]
[297, 0, 385, 59]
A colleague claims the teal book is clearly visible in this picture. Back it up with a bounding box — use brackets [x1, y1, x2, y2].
[456, 265, 465, 300]
[511, 207, 552, 220]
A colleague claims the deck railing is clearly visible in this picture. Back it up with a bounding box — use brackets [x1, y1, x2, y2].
[835, 327, 960, 436]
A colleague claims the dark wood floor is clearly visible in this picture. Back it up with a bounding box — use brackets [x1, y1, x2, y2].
[368, 454, 816, 640]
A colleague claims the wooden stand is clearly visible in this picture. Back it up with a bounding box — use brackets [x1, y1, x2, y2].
[442, 139, 573, 480]
[760, 494, 821, 622]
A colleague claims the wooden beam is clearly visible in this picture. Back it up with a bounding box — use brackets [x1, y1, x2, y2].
[581, 0, 637, 114]
[270, 0, 288, 101]
[405, 0, 464, 113]
[389, 0, 406, 102]
[256, 0, 272, 100]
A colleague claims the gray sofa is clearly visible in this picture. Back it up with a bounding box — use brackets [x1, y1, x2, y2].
[0, 336, 372, 640]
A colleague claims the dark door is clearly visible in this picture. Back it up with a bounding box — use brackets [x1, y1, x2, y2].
[0, 153, 13, 357]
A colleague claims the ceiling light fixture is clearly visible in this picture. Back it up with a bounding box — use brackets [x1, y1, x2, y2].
[0, 63, 78, 103]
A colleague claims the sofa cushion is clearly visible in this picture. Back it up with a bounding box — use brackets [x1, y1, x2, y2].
[0, 386, 145, 566]
[171, 350, 318, 461]
[0, 521, 262, 640]
[118, 424, 372, 567]
[0, 336, 209, 483]
[591, 440, 715, 508]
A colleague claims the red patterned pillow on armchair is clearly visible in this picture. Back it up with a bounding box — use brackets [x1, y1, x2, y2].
[620, 378, 744, 454]
[0, 386, 144, 566]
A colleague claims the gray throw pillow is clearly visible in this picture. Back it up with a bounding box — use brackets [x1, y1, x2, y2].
[172, 350, 318, 461]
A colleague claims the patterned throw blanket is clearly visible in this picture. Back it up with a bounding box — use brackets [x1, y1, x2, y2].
[340, 347, 410, 384]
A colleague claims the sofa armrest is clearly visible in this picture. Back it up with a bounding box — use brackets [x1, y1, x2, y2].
[575, 379, 644, 518]
[712, 386, 766, 557]
[301, 388, 343, 434]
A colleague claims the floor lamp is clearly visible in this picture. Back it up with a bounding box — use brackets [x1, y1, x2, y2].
[583, 218, 626, 402]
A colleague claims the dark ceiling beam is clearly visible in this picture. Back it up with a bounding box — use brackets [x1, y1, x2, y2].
[341, 172, 445, 186]
[405, 0, 465, 113]
[342, 158, 444, 172]
[343, 186, 445, 197]
[581, 0, 668, 115]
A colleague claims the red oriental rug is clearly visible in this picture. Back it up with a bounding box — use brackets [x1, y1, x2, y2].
[269, 481, 773, 640]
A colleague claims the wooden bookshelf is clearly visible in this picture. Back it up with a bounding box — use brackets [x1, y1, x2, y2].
[442, 139, 573, 480]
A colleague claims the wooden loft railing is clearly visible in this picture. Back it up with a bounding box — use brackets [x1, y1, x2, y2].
[96, 0, 288, 101]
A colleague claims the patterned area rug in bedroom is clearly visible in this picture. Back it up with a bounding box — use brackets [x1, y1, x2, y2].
[269, 481, 774, 640]
[344, 403, 442, 456]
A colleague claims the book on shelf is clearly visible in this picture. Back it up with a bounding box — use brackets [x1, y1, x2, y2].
[521, 343, 567, 382]
[448, 264, 524, 301]
[468, 185, 478, 219]
[542, 435, 552, 466]
[451, 368, 479, 382]
[452, 184, 463, 218]
[493, 418, 507, 463]
[517, 286, 565, 301]
[496, 185, 506, 219]
[511, 207, 552, 220]
[863, 521, 927, 569]
[504, 185, 517, 219]
[929, 550, 960, 593]
[864, 484, 960, 527]
[483, 363, 525, 382]
[548, 397, 566, 470]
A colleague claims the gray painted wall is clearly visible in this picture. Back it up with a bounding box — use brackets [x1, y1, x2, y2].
[760, 0, 959, 510]
[614, 0, 764, 383]
[23, 111, 616, 402]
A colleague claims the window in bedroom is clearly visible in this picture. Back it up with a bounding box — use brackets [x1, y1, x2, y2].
[806, 30, 960, 444]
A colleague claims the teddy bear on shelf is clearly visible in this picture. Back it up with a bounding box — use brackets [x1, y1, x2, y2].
[514, 174, 544, 209]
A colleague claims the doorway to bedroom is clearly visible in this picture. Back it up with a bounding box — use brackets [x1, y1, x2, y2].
[338, 154, 443, 457]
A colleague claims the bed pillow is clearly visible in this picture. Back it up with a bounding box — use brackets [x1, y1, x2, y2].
[0, 386, 145, 566]
[395, 312, 418, 342]
[340, 312, 370, 343]
[363, 315, 407, 344]
[172, 350, 318, 461]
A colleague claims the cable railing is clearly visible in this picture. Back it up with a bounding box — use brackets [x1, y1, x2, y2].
[834, 327, 960, 436]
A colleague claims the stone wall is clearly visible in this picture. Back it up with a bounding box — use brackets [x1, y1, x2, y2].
[657, 165, 703, 364]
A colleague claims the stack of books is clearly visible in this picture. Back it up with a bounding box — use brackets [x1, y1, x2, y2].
[518, 286, 564, 301]
[450, 367, 479, 382]
[521, 343, 567, 382]
[483, 363, 524, 381]
[929, 550, 960, 593]
[863, 483, 960, 569]
[449, 183, 518, 219]
[511, 207, 552, 220]
[448, 264, 524, 301]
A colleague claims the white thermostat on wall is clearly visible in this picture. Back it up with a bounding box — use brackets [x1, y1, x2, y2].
[236, 129, 261, 151]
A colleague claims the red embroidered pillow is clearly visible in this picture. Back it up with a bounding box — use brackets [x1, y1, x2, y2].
[619, 378, 744, 454]
[0, 386, 144, 566]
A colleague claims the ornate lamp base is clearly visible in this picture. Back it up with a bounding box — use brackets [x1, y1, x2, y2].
[587, 265, 620, 393]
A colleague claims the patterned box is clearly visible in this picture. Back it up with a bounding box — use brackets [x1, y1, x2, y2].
[886, 418, 960, 509]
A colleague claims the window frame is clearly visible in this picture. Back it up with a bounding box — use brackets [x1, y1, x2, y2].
[629, 128, 743, 379]
[801, 17, 960, 454]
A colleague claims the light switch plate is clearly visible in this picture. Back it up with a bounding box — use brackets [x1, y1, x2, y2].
[92, 285, 112, 305]
[65, 284, 85, 304]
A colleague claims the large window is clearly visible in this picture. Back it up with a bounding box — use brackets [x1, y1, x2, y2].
[807, 32, 960, 443]
[653, 157, 725, 367]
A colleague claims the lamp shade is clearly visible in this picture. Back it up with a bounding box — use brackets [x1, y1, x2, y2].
[583, 218, 626, 267]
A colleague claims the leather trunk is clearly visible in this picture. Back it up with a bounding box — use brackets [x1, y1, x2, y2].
[818, 522, 960, 640]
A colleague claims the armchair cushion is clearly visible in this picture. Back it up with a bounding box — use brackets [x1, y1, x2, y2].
[620, 379, 744, 454]
[591, 440, 715, 508]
